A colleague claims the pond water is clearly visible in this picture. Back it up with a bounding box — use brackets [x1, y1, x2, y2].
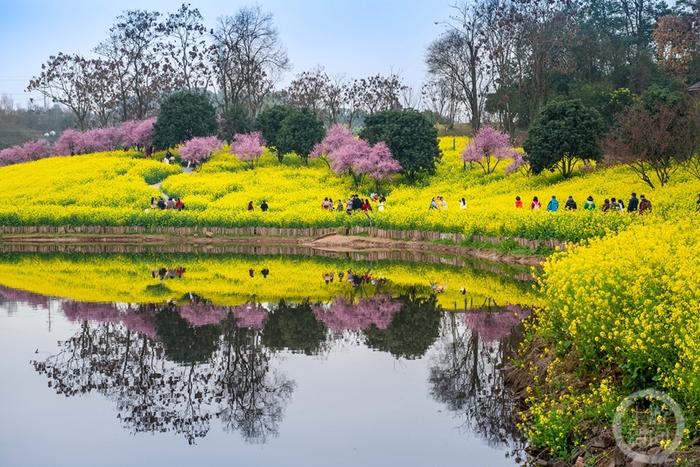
[0, 250, 533, 467]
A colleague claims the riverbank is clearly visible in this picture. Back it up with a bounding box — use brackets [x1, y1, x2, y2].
[0, 225, 555, 266]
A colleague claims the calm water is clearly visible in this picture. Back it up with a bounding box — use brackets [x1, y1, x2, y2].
[0, 252, 529, 467]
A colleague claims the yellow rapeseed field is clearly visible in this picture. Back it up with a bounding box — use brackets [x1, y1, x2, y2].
[0, 138, 696, 241]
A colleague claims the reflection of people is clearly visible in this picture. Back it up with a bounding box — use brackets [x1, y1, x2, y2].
[248, 268, 255, 278]
[261, 268, 269, 278]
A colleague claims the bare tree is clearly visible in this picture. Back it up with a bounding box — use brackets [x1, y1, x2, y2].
[605, 104, 699, 188]
[322, 74, 346, 125]
[427, 0, 491, 132]
[98, 9, 172, 120]
[421, 77, 460, 127]
[27, 53, 93, 130]
[286, 68, 330, 115]
[157, 3, 212, 91]
[211, 6, 289, 117]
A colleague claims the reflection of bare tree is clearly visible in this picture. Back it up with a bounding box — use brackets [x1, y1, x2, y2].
[216, 319, 295, 443]
[32, 303, 294, 445]
[428, 311, 527, 460]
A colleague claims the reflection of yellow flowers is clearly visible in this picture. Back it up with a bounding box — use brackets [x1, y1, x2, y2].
[0, 253, 537, 309]
[0, 138, 697, 242]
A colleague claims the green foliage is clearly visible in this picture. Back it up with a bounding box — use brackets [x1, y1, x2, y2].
[262, 300, 327, 355]
[276, 108, 325, 163]
[255, 105, 295, 160]
[219, 104, 252, 143]
[360, 110, 442, 180]
[153, 91, 217, 149]
[364, 292, 441, 359]
[523, 100, 603, 177]
[155, 307, 221, 363]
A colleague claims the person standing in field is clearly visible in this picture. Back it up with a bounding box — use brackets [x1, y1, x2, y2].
[337, 199, 344, 211]
[515, 196, 523, 208]
[247, 201, 254, 211]
[628, 193, 639, 212]
[602, 199, 611, 212]
[459, 197, 467, 209]
[583, 196, 596, 211]
[696, 193, 700, 212]
[378, 195, 386, 212]
[547, 195, 559, 212]
[530, 196, 541, 210]
[260, 200, 269, 212]
[429, 198, 438, 210]
[639, 195, 652, 214]
[565, 196, 577, 210]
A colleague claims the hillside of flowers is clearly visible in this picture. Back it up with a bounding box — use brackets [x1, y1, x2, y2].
[517, 219, 700, 462]
[0, 135, 697, 242]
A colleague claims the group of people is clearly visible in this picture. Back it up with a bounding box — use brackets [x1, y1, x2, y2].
[429, 196, 449, 210]
[247, 200, 269, 212]
[248, 268, 270, 278]
[321, 270, 387, 287]
[344, 194, 386, 214]
[150, 196, 185, 210]
[516, 193, 652, 213]
[151, 266, 186, 280]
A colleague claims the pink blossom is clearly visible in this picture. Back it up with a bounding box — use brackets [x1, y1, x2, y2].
[505, 151, 526, 174]
[53, 129, 85, 155]
[230, 132, 266, 165]
[179, 136, 223, 165]
[462, 305, 531, 342]
[310, 124, 355, 159]
[232, 304, 269, 329]
[61, 301, 158, 338]
[0, 285, 51, 308]
[329, 138, 400, 183]
[179, 302, 229, 327]
[462, 126, 518, 174]
[312, 295, 402, 333]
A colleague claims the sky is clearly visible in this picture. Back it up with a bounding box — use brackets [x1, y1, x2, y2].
[0, 0, 455, 108]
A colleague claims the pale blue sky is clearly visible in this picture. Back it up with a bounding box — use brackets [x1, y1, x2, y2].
[0, 0, 454, 107]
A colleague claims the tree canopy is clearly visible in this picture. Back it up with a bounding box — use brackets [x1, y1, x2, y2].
[152, 90, 216, 149]
[523, 100, 604, 178]
[360, 110, 441, 179]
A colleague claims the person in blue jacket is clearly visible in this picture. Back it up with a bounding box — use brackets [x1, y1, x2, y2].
[546, 195, 559, 212]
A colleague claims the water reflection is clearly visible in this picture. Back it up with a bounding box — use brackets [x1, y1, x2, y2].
[17, 288, 529, 450]
[429, 308, 529, 462]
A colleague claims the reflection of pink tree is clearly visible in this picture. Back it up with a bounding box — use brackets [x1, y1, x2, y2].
[61, 301, 157, 338]
[312, 295, 402, 333]
[179, 302, 229, 327]
[0, 285, 51, 308]
[232, 304, 269, 330]
[462, 305, 530, 342]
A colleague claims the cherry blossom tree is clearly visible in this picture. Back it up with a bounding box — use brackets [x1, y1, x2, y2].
[52, 128, 85, 155]
[310, 124, 355, 167]
[179, 135, 223, 166]
[230, 131, 266, 167]
[329, 138, 401, 187]
[462, 126, 518, 174]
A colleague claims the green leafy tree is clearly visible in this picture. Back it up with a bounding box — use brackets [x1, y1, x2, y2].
[360, 110, 441, 180]
[155, 308, 221, 364]
[262, 300, 327, 355]
[152, 91, 217, 149]
[276, 108, 325, 164]
[219, 103, 252, 143]
[523, 99, 604, 177]
[364, 292, 442, 360]
[255, 105, 295, 161]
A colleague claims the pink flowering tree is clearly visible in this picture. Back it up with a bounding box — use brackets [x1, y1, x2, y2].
[179, 136, 223, 166]
[462, 126, 518, 174]
[0, 139, 52, 165]
[330, 138, 400, 187]
[505, 151, 529, 175]
[310, 124, 355, 167]
[230, 131, 266, 167]
[53, 128, 85, 155]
